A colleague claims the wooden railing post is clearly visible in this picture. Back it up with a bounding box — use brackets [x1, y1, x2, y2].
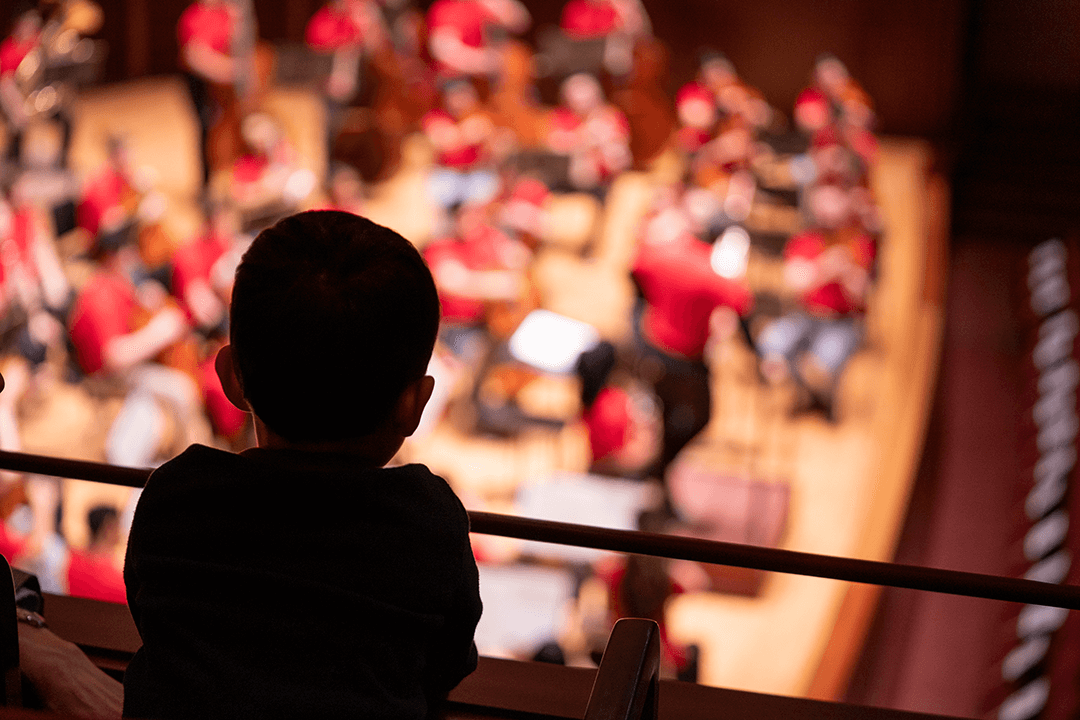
[584, 619, 661, 720]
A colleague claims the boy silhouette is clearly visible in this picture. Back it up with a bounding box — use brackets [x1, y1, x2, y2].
[121, 210, 482, 719]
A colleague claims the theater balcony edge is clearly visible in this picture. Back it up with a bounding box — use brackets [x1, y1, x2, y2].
[3, 450, 1078, 720]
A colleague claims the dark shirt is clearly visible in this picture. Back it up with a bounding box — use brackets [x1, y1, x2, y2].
[123, 444, 482, 719]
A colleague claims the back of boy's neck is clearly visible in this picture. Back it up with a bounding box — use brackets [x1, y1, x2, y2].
[253, 417, 400, 468]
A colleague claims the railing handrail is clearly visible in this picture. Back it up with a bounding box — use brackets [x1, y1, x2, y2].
[2, 449, 1078, 610]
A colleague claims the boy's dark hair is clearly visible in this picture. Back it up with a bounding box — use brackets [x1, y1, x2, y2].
[87, 505, 119, 545]
[230, 210, 440, 442]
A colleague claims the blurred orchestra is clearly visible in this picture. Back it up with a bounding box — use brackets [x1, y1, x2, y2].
[0, 0, 891, 678]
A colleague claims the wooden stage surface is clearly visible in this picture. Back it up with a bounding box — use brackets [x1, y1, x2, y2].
[18, 78, 946, 701]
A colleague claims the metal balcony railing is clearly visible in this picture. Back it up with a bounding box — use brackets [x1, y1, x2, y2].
[0, 448, 1077, 611]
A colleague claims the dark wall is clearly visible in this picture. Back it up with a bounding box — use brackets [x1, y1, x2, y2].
[53, 0, 974, 137]
[974, 0, 1080, 89]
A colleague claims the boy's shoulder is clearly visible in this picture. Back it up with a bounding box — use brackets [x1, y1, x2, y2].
[141, 445, 467, 522]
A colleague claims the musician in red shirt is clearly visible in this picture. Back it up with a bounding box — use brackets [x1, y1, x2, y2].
[423, 79, 499, 211]
[426, 0, 529, 79]
[306, 0, 387, 174]
[170, 204, 237, 333]
[631, 196, 752, 485]
[68, 233, 205, 467]
[423, 202, 528, 359]
[757, 183, 876, 417]
[547, 73, 631, 193]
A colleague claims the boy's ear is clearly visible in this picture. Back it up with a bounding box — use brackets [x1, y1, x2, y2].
[215, 344, 250, 412]
[394, 375, 435, 438]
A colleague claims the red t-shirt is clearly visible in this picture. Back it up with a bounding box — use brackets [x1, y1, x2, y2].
[784, 229, 875, 316]
[424, 225, 514, 323]
[422, 109, 484, 169]
[68, 271, 137, 375]
[78, 166, 130, 237]
[560, 0, 618, 39]
[178, 2, 235, 57]
[583, 386, 631, 461]
[0, 34, 37, 76]
[633, 235, 753, 359]
[66, 550, 127, 605]
[171, 233, 230, 321]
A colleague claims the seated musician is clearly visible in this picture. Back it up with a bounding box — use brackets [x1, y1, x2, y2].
[67, 225, 207, 468]
[422, 79, 500, 212]
[306, 0, 385, 102]
[423, 201, 529, 360]
[547, 73, 631, 193]
[674, 81, 717, 156]
[575, 340, 659, 476]
[170, 202, 239, 335]
[228, 112, 317, 214]
[795, 55, 876, 160]
[305, 0, 387, 168]
[558, 0, 649, 76]
[757, 182, 876, 418]
[426, 0, 530, 80]
[811, 54, 875, 130]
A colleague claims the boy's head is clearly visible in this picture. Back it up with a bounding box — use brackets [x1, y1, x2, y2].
[223, 211, 440, 444]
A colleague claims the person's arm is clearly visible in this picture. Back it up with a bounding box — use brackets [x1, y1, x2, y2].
[102, 304, 188, 375]
[18, 620, 124, 720]
[425, 532, 483, 701]
[432, 258, 521, 301]
[0, 75, 28, 129]
[29, 213, 71, 312]
[429, 28, 496, 75]
[183, 277, 227, 329]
